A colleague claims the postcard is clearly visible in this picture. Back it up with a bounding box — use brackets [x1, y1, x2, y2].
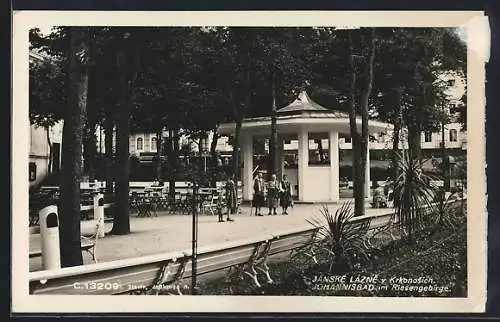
[12, 10, 488, 313]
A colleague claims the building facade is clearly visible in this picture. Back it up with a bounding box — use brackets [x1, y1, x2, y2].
[29, 50, 64, 187]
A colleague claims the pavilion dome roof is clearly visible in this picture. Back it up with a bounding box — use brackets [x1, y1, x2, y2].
[277, 91, 349, 118]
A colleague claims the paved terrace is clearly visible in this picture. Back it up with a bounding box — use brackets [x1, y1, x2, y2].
[29, 201, 392, 272]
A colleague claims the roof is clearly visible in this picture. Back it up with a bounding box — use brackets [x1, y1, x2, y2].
[218, 90, 393, 135]
[277, 91, 349, 118]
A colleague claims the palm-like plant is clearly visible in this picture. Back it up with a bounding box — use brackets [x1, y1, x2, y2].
[392, 151, 438, 242]
[307, 202, 370, 273]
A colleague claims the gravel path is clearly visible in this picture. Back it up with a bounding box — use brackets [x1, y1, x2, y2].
[29, 201, 391, 272]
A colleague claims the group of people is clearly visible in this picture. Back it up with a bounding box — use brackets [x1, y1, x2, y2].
[215, 172, 294, 223]
[252, 172, 293, 216]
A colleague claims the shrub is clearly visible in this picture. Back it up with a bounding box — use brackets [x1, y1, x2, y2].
[307, 202, 371, 274]
[393, 151, 438, 242]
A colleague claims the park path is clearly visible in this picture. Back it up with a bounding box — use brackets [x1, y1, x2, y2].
[29, 201, 390, 272]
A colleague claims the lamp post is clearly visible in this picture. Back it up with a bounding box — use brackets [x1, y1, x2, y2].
[191, 181, 199, 295]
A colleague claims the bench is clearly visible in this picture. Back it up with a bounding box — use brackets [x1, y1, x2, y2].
[29, 226, 320, 295]
[29, 222, 102, 264]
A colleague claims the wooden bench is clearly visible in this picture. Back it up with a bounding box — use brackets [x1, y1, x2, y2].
[29, 222, 101, 264]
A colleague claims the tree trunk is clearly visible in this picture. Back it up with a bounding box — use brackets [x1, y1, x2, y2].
[210, 129, 219, 187]
[155, 125, 163, 182]
[391, 124, 400, 179]
[347, 30, 365, 217]
[167, 129, 175, 198]
[391, 88, 403, 181]
[352, 135, 365, 216]
[408, 124, 421, 162]
[104, 114, 114, 193]
[168, 129, 180, 198]
[269, 66, 279, 178]
[441, 119, 450, 191]
[83, 121, 97, 181]
[59, 27, 89, 267]
[83, 32, 98, 182]
[232, 121, 242, 181]
[110, 32, 135, 235]
[46, 125, 52, 174]
[348, 28, 375, 217]
[359, 27, 375, 203]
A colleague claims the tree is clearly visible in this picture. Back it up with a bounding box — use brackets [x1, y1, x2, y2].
[82, 29, 100, 181]
[59, 27, 90, 267]
[372, 28, 466, 164]
[109, 29, 140, 235]
[29, 55, 65, 176]
[231, 28, 316, 178]
[347, 28, 376, 217]
[29, 29, 68, 178]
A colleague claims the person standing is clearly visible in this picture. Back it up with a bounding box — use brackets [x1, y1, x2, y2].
[253, 172, 265, 216]
[224, 174, 237, 222]
[279, 174, 292, 215]
[266, 173, 279, 216]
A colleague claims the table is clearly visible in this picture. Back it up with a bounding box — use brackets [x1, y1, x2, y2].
[133, 192, 158, 217]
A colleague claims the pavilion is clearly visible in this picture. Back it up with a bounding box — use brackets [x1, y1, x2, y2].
[218, 91, 392, 203]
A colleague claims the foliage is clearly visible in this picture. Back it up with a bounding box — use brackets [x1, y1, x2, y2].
[197, 200, 467, 297]
[29, 29, 67, 128]
[392, 151, 438, 241]
[307, 202, 371, 273]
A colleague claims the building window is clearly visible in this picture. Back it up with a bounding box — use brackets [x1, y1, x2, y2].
[136, 137, 143, 150]
[424, 132, 432, 143]
[449, 129, 458, 142]
[151, 137, 157, 150]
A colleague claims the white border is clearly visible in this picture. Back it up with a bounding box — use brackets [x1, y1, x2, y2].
[12, 10, 488, 313]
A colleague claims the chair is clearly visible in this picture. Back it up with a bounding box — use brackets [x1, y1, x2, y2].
[168, 192, 182, 214]
[80, 222, 102, 263]
[236, 188, 243, 215]
[129, 192, 140, 214]
[136, 193, 153, 217]
[201, 193, 217, 216]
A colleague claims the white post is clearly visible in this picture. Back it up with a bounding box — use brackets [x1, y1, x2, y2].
[365, 144, 371, 198]
[242, 134, 253, 201]
[297, 128, 308, 202]
[39, 205, 61, 270]
[93, 193, 105, 237]
[329, 131, 340, 202]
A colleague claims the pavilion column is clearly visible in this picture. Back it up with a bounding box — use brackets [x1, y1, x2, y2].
[278, 135, 285, 180]
[242, 133, 253, 201]
[329, 131, 340, 202]
[297, 128, 308, 202]
[365, 144, 371, 198]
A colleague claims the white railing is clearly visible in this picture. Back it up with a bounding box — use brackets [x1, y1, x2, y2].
[29, 197, 466, 295]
